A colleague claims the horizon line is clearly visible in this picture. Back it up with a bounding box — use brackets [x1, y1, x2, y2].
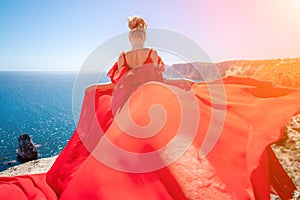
[1, 56, 299, 72]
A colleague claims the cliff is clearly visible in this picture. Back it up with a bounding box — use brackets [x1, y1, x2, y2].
[165, 58, 300, 88]
[0, 156, 57, 177]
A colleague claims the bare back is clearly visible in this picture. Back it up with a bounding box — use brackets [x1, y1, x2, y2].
[118, 48, 158, 69]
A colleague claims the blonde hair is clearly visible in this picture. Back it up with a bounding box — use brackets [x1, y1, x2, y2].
[128, 16, 147, 46]
[128, 15, 147, 31]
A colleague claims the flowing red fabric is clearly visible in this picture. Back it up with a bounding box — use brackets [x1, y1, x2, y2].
[0, 174, 57, 200]
[107, 49, 164, 84]
[0, 75, 299, 199]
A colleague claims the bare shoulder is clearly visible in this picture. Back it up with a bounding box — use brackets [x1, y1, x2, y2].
[151, 49, 158, 55]
[118, 52, 124, 62]
[85, 83, 115, 92]
[118, 53, 124, 69]
[150, 49, 158, 62]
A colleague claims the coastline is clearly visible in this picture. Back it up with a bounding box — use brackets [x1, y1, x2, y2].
[1, 60, 299, 195]
[0, 156, 58, 177]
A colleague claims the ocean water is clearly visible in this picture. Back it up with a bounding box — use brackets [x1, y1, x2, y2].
[0, 70, 192, 172]
[0, 71, 100, 171]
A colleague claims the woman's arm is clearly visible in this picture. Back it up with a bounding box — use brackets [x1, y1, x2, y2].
[150, 49, 159, 67]
[85, 83, 115, 92]
[117, 53, 124, 69]
[163, 78, 194, 90]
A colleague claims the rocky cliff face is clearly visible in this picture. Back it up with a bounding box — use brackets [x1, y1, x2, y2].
[0, 156, 57, 177]
[165, 58, 300, 88]
[224, 58, 300, 87]
[272, 114, 300, 188]
[164, 61, 234, 81]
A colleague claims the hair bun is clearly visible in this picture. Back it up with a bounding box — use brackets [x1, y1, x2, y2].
[128, 16, 147, 30]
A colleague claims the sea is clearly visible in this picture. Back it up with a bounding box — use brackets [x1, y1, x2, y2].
[0, 71, 110, 172]
[0, 69, 197, 172]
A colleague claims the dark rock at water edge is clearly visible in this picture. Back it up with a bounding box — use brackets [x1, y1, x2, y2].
[16, 134, 38, 162]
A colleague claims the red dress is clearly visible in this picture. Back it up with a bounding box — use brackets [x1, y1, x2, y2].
[0, 50, 299, 200]
[107, 49, 165, 84]
[108, 49, 165, 113]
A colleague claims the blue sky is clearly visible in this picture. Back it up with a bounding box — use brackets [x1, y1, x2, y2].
[1, 0, 300, 71]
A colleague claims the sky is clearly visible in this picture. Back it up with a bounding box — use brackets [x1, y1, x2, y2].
[0, 0, 300, 71]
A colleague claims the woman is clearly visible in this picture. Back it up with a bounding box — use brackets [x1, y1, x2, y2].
[108, 15, 164, 83]
[48, 16, 299, 199]
[107, 16, 165, 113]
[107, 16, 191, 113]
[1, 16, 299, 200]
[47, 16, 190, 199]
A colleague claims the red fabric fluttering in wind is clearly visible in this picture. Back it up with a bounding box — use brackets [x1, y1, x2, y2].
[0, 76, 299, 200]
[0, 174, 57, 200]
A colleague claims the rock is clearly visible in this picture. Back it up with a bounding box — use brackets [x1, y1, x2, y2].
[272, 114, 300, 188]
[163, 61, 234, 81]
[5, 160, 17, 165]
[16, 134, 38, 161]
[0, 156, 58, 177]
